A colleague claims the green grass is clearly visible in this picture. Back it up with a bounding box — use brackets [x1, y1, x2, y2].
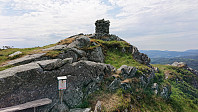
[104, 48, 149, 69]
[0, 65, 15, 71]
[43, 50, 62, 58]
[0, 44, 56, 70]
[152, 64, 198, 112]
[93, 39, 130, 48]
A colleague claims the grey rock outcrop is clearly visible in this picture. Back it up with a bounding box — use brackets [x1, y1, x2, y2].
[43, 45, 67, 51]
[37, 58, 73, 71]
[90, 33, 124, 41]
[109, 78, 121, 90]
[117, 65, 137, 79]
[121, 79, 132, 90]
[0, 59, 114, 110]
[140, 69, 155, 88]
[87, 47, 104, 63]
[62, 61, 114, 108]
[59, 48, 86, 62]
[129, 45, 150, 65]
[5, 53, 46, 66]
[67, 36, 90, 48]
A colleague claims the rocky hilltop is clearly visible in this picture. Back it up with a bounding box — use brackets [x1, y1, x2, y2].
[0, 19, 198, 112]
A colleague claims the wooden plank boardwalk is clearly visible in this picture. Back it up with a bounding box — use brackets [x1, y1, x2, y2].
[0, 98, 52, 112]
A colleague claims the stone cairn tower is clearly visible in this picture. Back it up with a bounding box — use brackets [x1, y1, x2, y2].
[93, 19, 121, 41]
[95, 19, 110, 35]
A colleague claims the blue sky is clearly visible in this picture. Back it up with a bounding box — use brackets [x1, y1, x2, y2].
[0, 0, 198, 51]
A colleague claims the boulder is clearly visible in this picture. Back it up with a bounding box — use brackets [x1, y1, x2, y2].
[68, 48, 86, 57]
[88, 47, 104, 63]
[8, 51, 22, 57]
[59, 50, 78, 62]
[37, 58, 73, 71]
[171, 62, 187, 68]
[67, 36, 90, 48]
[58, 48, 87, 62]
[117, 65, 137, 79]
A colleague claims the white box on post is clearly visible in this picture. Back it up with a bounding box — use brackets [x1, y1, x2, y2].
[57, 76, 67, 104]
[57, 76, 67, 90]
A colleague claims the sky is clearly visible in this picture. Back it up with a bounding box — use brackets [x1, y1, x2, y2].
[0, 0, 198, 51]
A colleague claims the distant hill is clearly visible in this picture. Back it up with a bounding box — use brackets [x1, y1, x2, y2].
[140, 50, 198, 70]
[140, 49, 198, 58]
[151, 55, 198, 70]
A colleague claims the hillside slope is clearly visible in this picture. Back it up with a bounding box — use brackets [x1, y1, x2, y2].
[0, 33, 197, 112]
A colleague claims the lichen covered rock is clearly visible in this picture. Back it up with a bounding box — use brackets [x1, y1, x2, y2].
[0, 59, 114, 110]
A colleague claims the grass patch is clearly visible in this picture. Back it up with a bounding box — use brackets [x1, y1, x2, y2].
[0, 65, 15, 71]
[87, 89, 131, 112]
[91, 39, 130, 48]
[75, 99, 90, 109]
[43, 50, 62, 58]
[104, 48, 149, 69]
[57, 37, 75, 45]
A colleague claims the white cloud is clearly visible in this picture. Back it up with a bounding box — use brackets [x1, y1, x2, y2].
[125, 31, 198, 51]
[0, 0, 197, 50]
[0, 0, 112, 44]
